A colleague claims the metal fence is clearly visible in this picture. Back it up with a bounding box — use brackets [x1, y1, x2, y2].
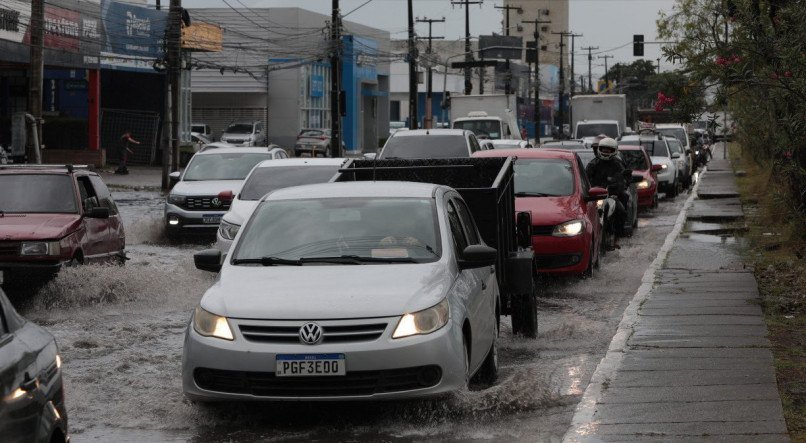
[101, 109, 160, 165]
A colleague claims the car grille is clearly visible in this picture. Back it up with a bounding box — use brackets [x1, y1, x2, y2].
[194, 365, 442, 397]
[535, 253, 583, 269]
[238, 321, 388, 344]
[183, 197, 231, 211]
[0, 241, 20, 256]
[531, 225, 555, 236]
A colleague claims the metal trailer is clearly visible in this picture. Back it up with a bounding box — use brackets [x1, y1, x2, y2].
[334, 157, 539, 338]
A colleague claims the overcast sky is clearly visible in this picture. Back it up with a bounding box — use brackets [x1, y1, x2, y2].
[183, 0, 679, 79]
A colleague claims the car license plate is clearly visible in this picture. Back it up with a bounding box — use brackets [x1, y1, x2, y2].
[276, 354, 345, 377]
[202, 214, 221, 224]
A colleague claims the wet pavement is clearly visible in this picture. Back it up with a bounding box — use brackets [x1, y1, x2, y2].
[7, 165, 694, 442]
[565, 144, 789, 442]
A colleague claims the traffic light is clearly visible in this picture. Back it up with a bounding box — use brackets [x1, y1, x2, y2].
[633, 35, 644, 57]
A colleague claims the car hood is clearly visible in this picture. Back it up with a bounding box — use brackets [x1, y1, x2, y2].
[172, 180, 245, 197]
[221, 133, 252, 139]
[515, 195, 580, 226]
[0, 213, 81, 240]
[202, 262, 454, 319]
[222, 199, 259, 225]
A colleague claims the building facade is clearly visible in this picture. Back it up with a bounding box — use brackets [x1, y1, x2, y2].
[504, 0, 569, 68]
[189, 7, 390, 153]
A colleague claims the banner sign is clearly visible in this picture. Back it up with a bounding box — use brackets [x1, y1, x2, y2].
[310, 74, 324, 97]
[101, 0, 167, 71]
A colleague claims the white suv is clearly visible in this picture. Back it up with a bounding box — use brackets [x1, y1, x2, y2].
[220, 121, 267, 147]
[619, 133, 680, 197]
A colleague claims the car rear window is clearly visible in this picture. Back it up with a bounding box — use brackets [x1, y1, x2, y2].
[620, 150, 649, 171]
[453, 119, 502, 139]
[657, 128, 688, 147]
[381, 135, 469, 159]
[576, 123, 619, 138]
[621, 139, 669, 158]
[0, 174, 77, 213]
[225, 124, 253, 134]
[184, 153, 270, 181]
[240, 165, 341, 200]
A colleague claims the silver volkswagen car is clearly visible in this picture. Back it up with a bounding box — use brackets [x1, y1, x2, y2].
[183, 181, 500, 400]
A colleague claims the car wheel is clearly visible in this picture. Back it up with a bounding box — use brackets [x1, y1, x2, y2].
[325, 145, 332, 158]
[667, 180, 678, 198]
[582, 240, 595, 277]
[472, 328, 499, 385]
[511, 289, 538, 338]
[462, 332, 471, 387]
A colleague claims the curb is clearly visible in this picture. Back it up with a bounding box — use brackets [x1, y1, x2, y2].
[562, 168, 707, 442]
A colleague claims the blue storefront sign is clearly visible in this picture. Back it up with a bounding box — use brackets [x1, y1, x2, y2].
[310, 75, 324, 97]
[100, 0, 167, 71]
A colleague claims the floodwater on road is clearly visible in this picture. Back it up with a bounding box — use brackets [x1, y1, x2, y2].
[8, 188, 688, 442]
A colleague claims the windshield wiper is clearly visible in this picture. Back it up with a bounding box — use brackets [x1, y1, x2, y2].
[326, 255, 419, 263]
[515, 191, 556, 197]
[232, 256, 303, 266]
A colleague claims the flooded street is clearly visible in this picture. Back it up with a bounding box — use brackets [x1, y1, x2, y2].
[10, 189, 687, 442]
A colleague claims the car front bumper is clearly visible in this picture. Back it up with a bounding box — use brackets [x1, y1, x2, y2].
[181, 316, 466, 401]
[531, 233, 589, 274]
[165, 203, 226, 234]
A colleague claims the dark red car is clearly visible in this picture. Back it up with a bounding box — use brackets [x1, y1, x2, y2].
[0, 165, 125, 286]
[474, 149, 607, 276]
[619, 145, 663, 210]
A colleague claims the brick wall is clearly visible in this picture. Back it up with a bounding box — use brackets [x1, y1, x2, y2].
[42, 149, 106, 168]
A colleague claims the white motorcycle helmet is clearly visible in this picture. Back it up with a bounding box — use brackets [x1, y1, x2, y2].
[598, 137, 618, 160]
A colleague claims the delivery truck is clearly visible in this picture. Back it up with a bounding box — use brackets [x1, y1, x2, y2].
[570, 94, 627, 142]
[451, 94, 523, 141]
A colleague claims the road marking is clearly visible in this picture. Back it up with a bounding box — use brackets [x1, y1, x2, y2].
[563, 167, 706, 442]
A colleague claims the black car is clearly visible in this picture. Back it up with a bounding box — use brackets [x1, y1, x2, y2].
[0, 290, 67, 442]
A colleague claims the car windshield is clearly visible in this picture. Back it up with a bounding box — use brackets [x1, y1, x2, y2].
[620, 150, 649, 171]
[183, 153, 269, 181]
[225, 124, 253, 134]
[542, 142, 585, 150]
[381, 135, 468, 159]
[667, 140, 683, 154]
[299, 130, 325, 138]
[621, 139, 670, 158]
[514, 159, 575, 197]
[576, 150, 596, 168]
[576, 123, 619, 138]
[453, 119, 502, 139]
[0, 174, 77, 213]
[240, 165, 341, 200]
[233, 197, 440, 264]
[657, 128, 688, 147]
[491, 141, 522, 149]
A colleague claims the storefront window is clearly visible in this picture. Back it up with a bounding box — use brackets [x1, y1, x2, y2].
[300, 64, 331, 130]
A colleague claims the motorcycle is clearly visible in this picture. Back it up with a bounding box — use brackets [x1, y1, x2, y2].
[597, 170, 640, 253]
[693, 140, 712, 168]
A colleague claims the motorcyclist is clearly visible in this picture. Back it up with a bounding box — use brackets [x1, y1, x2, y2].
[586, 137, 628, 249]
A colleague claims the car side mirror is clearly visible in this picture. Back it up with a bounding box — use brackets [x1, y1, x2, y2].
[585, 187, 608, 202]
[651, 164, 663, 172]
[87, 207, 109, 219]
[458, 244, 497, 270]
[516, 211, 532, 249]
[194, 249, 222, 273]
[169, 171, 181, 180]
[672, 152, 681, 159]
[631, 173, 644, 183]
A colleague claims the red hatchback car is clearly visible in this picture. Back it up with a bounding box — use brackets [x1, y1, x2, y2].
[0, 165, 125, 286]
[619, 145, 663, 210]
[474, 149, 607, 276]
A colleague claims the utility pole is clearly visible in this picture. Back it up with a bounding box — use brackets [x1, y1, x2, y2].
[416, 17, 445, 129]
[582, 46, 598, 93]
[494, 4, 521, 36]
[522, 14, 550, 141]
[168, 0, 182, 177]
[452, 0, 482, 95]
[330, 0, 342, 155]
[407, 0, 418, 129]
[566, 33, 582, 97]
[599, 54, 613, 92]
[552, 31, 567, 138]
[28, 0, 44, 163]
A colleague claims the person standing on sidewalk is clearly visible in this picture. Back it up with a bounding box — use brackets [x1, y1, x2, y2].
[116, 129, 140, 175]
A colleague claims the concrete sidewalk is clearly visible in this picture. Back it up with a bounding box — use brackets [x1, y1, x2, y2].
[565, 144, 790, 442]
[98, 166, 164, 191]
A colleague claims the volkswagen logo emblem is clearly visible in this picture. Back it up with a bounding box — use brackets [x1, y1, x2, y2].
[211, 198, 222, 208]
[299, 323, 323, 345]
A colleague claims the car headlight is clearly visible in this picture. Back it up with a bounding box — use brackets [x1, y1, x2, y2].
[596, 199, 604, 210]
[218, 220, 240, 240]
[168, 194, 186, 205]
[660, 164, 668, 170]
[20, 241, 60, 256]
[393, 299, 449, 339]
[637, 179, 650, 189]
[552, 219, 584, 237]
[193, 306, 234, 340]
